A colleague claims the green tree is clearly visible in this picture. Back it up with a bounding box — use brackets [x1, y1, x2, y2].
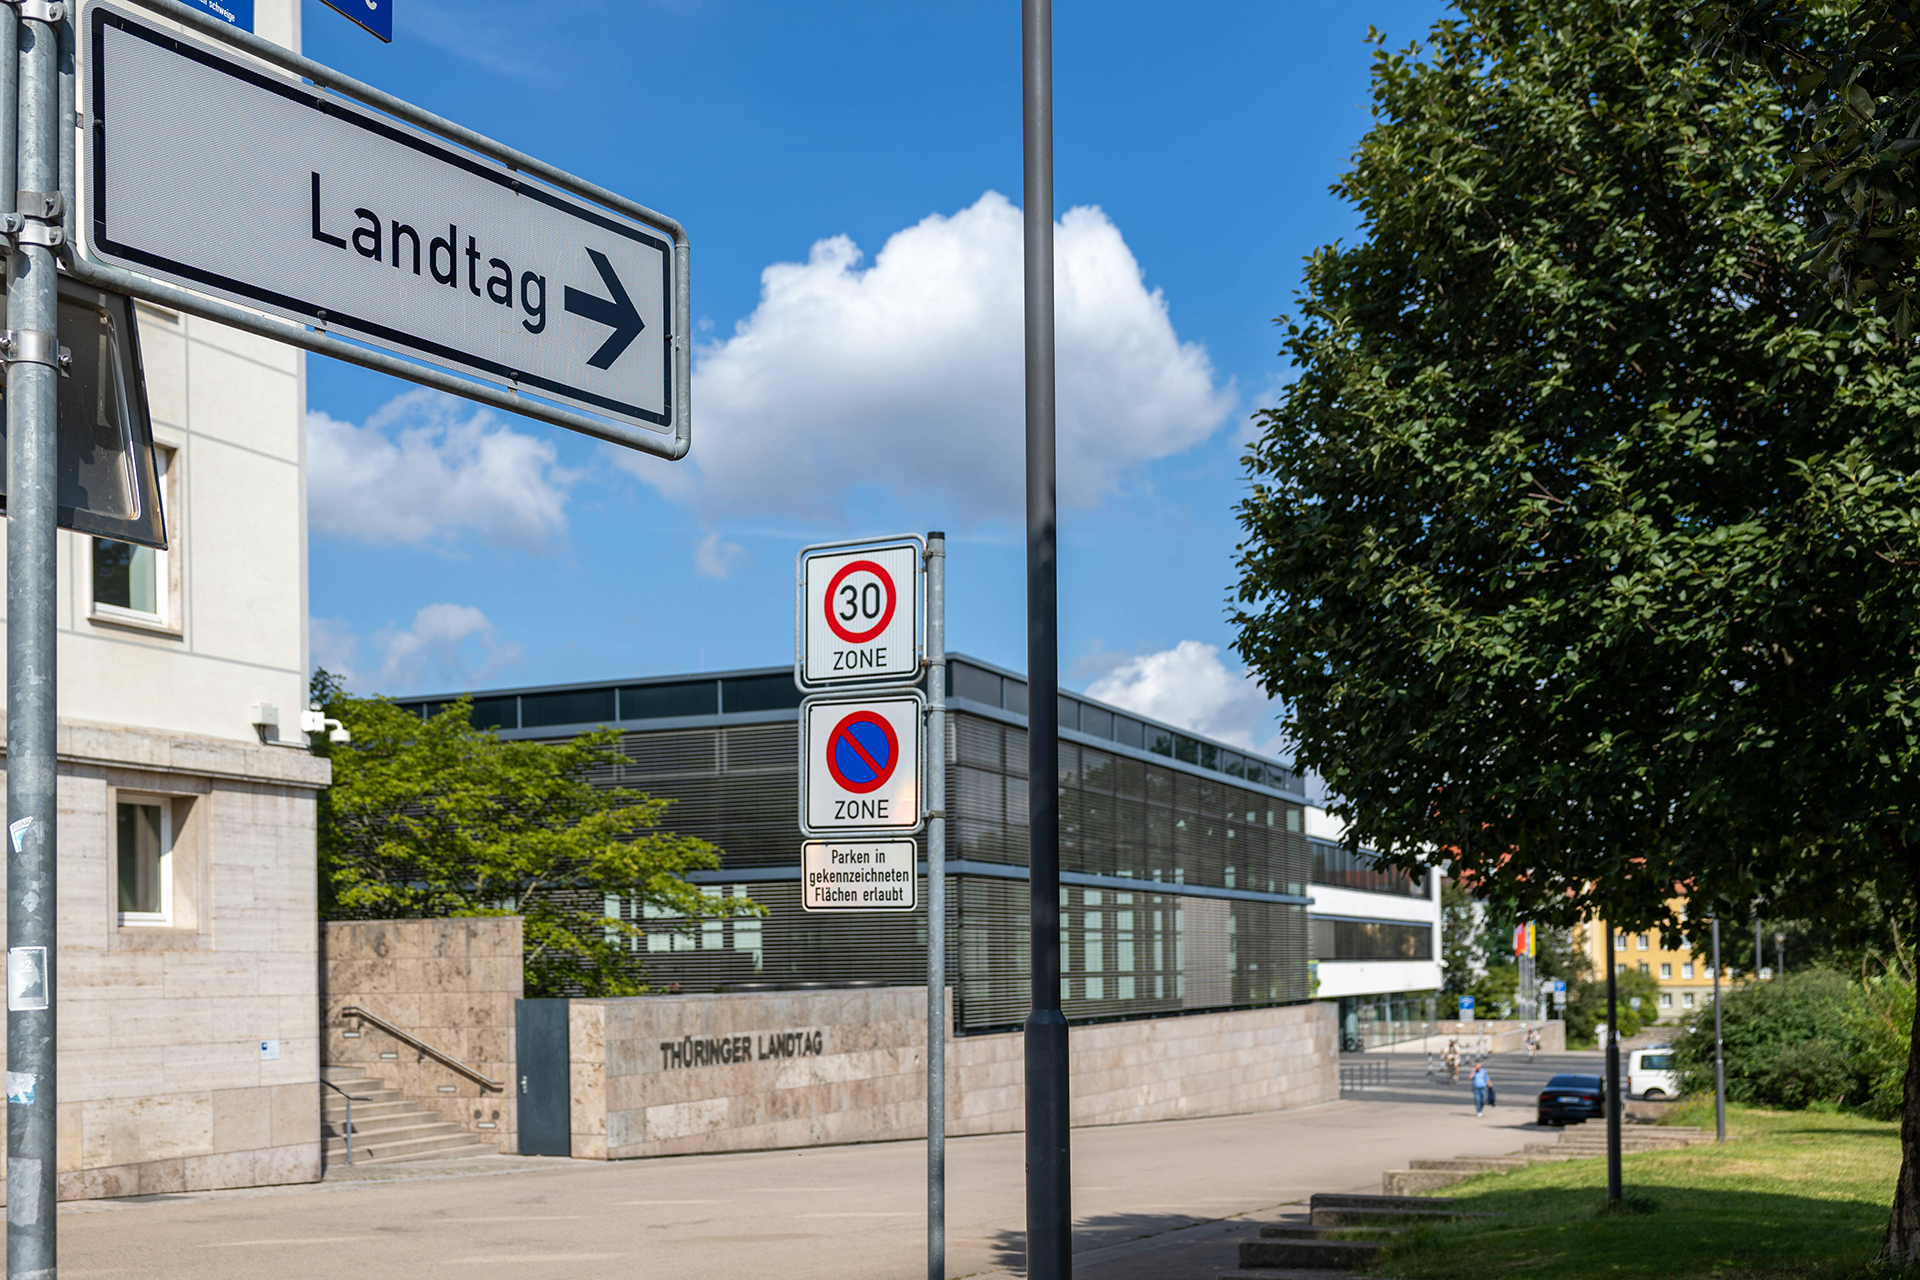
[311, 671, 755, 995]
[1673, 969, 1859, 1107]
[1697, 0, 1920, 328]
[1231, 0, 1920, 1249]
[1440, 880, 1483, 997]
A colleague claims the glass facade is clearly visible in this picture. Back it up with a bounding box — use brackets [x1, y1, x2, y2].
[399, 657, 1312, 1034]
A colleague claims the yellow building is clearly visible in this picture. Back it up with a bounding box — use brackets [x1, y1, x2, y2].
[1576, 912, 1731, 1023]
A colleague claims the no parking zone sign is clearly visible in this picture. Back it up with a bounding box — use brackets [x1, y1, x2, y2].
[800, 692, 925, 836]
[796, 538, 923, 689]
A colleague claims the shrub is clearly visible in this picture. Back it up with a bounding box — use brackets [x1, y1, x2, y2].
[1673, 967, 1859, 1108]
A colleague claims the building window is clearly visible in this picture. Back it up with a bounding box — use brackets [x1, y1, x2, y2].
[1659, 992, 1673, 1008]
[1636, 934, 1650, 950]
[1660, 963, 1671, 979]
[116, 799, 172, 925]
[1613, 932, 1626, 952]
[1639, 962, 1649, 975]
[1682, 962, 1694, 979]
[1683, 992, 1696, 1007]
[92, 449, 172, 625]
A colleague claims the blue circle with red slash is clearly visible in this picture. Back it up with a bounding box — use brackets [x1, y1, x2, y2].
[825, 711, 899, 795]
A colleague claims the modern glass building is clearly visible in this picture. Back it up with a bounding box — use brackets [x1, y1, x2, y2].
[398, 654, 1316, 1034]
[1303, 806, 1444, 1050]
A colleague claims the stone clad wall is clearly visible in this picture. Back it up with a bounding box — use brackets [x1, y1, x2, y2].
[321, 918, 521, 1148]
[568, 987, 929, 1159]
[564, 989, 1337, 1159]
[0, 720, 330, 1202]
[950, 1001, 1338, 1134]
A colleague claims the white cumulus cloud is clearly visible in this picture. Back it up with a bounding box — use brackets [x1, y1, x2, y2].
[307, 389, 574, 553]
[1085, 640, 1283, 757]
[308, 604, 523, 695]
[631, 192, 1233, 521]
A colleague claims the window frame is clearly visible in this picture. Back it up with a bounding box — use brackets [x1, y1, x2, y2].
[89, 444, 178, 633]
[114, 793, 174, 927]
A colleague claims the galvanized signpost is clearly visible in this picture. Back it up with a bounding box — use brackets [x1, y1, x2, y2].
[5, 3, 690, 1273]
[793, 532, 947, 1280]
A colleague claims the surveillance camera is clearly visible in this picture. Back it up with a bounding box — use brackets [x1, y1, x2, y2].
[329, 726, 352, 745]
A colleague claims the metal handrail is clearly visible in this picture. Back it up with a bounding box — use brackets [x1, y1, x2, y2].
[339, 1005, 504, 1092]
[320, 1078, 370, 1167]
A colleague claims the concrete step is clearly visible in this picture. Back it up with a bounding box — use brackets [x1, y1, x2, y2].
[1312, 1206, 1472, 1228]
[1311, 1193, 1456, 1213]
[324, 1088, 406, 1106]
[1382, 1169, 1473, 1195]
[335, 1139, 501, 1167]
[1412, 1157, 1527, 1172]
[1219, 1270, 1372, 1280]
[324, 1119, 475, 1151]
[1239, 1238, 1384, 1270]
[322, 1097, 420, 1113]
[325, 1116, 466, 1144]
[327, 1128, 497, 1163]
[1261, 1224, 1403, 1240]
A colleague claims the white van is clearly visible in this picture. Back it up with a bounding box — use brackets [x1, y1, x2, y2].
[1628, 1046, 1679, 1099]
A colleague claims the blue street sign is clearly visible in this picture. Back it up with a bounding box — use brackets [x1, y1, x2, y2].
[183, 0, 252, 29]
[1458, 996, 1475, 1016]
[319, 0, 392, 42]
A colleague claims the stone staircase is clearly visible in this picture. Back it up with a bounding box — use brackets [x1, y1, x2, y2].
[1223, 1122, 1715, 1276]
[323, 1069, 502, 1167]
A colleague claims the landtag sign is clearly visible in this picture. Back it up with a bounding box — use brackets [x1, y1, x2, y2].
[802, 839, 917, 912]
[85, 6, 676, 434]
[796, 539, 921, 689]
[799, 692, 924, 836]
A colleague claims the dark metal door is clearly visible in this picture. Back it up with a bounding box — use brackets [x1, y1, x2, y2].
[515, 998, 571, 1157]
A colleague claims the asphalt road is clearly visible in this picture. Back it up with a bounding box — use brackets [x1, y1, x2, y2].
[59, 1049, 1604, 1280]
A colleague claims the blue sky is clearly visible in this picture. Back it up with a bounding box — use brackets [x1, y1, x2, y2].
[300, 0, 1450, 755]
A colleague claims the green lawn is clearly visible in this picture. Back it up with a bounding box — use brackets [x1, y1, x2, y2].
[1373, 1103, 1910, 1280]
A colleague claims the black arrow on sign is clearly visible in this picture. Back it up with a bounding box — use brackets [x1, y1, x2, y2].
[563, 248, 645, 370]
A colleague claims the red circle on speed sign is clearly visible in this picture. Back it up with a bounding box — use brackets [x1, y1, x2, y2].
[824, 559, 898, 645]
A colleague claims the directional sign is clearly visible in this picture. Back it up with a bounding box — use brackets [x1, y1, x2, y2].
[800, 692, 924, 836]
[320, 0, 392, 42]
[182, 0, 252, 29]
[84, 6, 676, 433]
[797, 538, 921, 689]
[802, 840, 917, 912]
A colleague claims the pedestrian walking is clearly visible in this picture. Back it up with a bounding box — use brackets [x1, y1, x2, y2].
[1472, 1062, 1492, 1117]
[1525, 1025, 1540, 1061]
[1445, 1038, 1460, 1084]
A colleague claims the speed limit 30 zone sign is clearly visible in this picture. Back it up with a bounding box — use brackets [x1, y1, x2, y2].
[800, 692, 925, 836]
[798, 540, 921, 689]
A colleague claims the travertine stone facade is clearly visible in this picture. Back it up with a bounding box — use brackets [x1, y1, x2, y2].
[322, 918, 521, 1146]
[1428, 1019, 1566, 1054]
[0, 719, 330, 1200]
[950, 1000, 1338, 1134]
[0, 0, 319, 1204]
[564, 988, 1337, 1160]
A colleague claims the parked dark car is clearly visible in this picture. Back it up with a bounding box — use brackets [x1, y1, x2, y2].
[1536, 1073, 1606, 1126]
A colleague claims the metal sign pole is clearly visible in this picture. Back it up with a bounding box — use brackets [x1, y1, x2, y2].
[1022, 0, 1071, 1275]
[1604, 932, 1622, 1205]
[7, 5, 65, 1276]
[1711, 918, 1726, 1143]
[925, 532, 947, 1280]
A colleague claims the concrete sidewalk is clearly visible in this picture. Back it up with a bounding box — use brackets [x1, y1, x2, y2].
[59, 1053, 1581, 1280]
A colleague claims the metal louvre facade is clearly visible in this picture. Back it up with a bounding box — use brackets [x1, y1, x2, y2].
[399, 656, 1312, 1034]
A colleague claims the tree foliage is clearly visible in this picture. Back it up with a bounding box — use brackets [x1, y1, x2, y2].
[1233, 0, 1920, 940]
[311, 671, 755, 996]
[1697, 0, 1920, 329]
[1232, 0, 1920, 1248]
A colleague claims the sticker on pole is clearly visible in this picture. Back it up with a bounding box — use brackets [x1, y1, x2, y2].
[802, 839, 917, 911]
[797, 539, 921, 689]
[800, 692, 924, 835]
